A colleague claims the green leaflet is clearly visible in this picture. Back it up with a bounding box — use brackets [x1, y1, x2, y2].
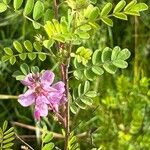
[43, 133, 53, 143]
[42, 143, 54, 150]
[111, 46, 121, 61]
[76, 32, 90, 40]
[0, 121, 14, 150]
[41, 128, 54, 150]
[131, 3, 148, 12]
[2, 121, 8, 132]
[31, 66, 39, 74]
[9, 56, 16, 65]
[2, 55, 10, 62]
[4, 48, 13, 55]
[24, 40, 33, 52]
[68, 132, 80, 150]
[101, 47, 112, 62]
[113, 60, 128, 69]
[84, 81, 90, 93]
[100, 3, 112, 16]
[101, 46, 131, 72]
[113, 13, 127, 20]
[117, 48, 131, 60]
[44, 9, 53, 22]
[52, 19, 61, 34]
[28, 53, 36, 60]
[38, 54, 46, 61]
[20, 63, 30, 75]
[13, 41, 23, 53]
[33, 1, 44, 21]
[13, 0, 23, 10]
[44, 18, 70, 42]
[113, 0, 126, 13]
[3, 0, 11, 4]
[101, 17, 113, 27]
[92, 66, 104, 75]
[43, 40, 54, 49]
[33, 42, 42, 52]
[84, 4, 94, 18]
[32, 21, 41, 29]
[72, 47, 92, 65]
[71, 81, 97, 113]
[79, 24, 91, 31]
[0, 3, 7, 13]
[124, 0, 137, 11]
[19, 53, 27, 60]
[98, 0, 148, 27]
[103, 63, 117, 74]
[24, 0, 34, 16]
[92, 50, 101, 65]
[89, 7, 99, 20]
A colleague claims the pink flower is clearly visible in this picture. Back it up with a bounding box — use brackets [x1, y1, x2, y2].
[18, 70, 66, 120]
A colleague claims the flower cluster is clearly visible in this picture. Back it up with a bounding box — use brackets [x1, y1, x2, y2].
[18, 70, 66, 120]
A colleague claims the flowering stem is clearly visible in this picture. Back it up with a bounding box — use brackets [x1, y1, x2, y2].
[53, 0, 71, 149]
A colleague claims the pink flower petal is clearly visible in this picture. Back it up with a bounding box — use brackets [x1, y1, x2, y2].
[36, 95, 50, 105]
[18, 89, 36, 107]
[21, 73, 35, 87]
[40, 70, 55, 86]
[60, 94, 67, 103]
[48, 91, 63, 103]
[52, 81, 65, 93]
[34, 110, 40, 121]
[42, 85, 57, 93]
[34, 103, 48, 120]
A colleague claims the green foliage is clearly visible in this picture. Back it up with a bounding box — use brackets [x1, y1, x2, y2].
[71, 47, 92, 65]
[12, 63, 39, 80]
[100, 0, 148, 26]
[33, 1, 44, 21]
[0, 0, 147, 33]
[68, 132, 80, 150]
[13, 0, 23, 10]
[0, 2, 7, 13]
[0, 121, 15, 150]
[41, 126, 54, 150]
[71, 81, 97, 114]
[73, 46, 130, 81]
[23, 0, 34, 16]
[92, 76, 150, 149]
[44, 18, 71, 43]
[2, 40, 49, 65]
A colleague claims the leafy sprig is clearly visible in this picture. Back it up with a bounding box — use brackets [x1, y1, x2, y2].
[0, 121, 15, 150]
[71, 81, 97, 114]
[2, 40, 52, 64]
[73, 46, 131, 81]
[41, 126, 54, 150]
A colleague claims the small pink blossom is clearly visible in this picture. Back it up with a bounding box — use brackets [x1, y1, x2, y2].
[18, 70, 66, 120]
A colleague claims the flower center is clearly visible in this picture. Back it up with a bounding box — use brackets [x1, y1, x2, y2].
[35, 84, 43, 94]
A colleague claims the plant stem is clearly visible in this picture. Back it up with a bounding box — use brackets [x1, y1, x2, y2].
[53, 0, 71, 149]
[64, 44, 72, 150]
[15, 133, 34, 150]
[12, 122, 64, 139]
[0, 94, 18, 99]
[134, 17, 139, 84]
[53, 0, 58, 19]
